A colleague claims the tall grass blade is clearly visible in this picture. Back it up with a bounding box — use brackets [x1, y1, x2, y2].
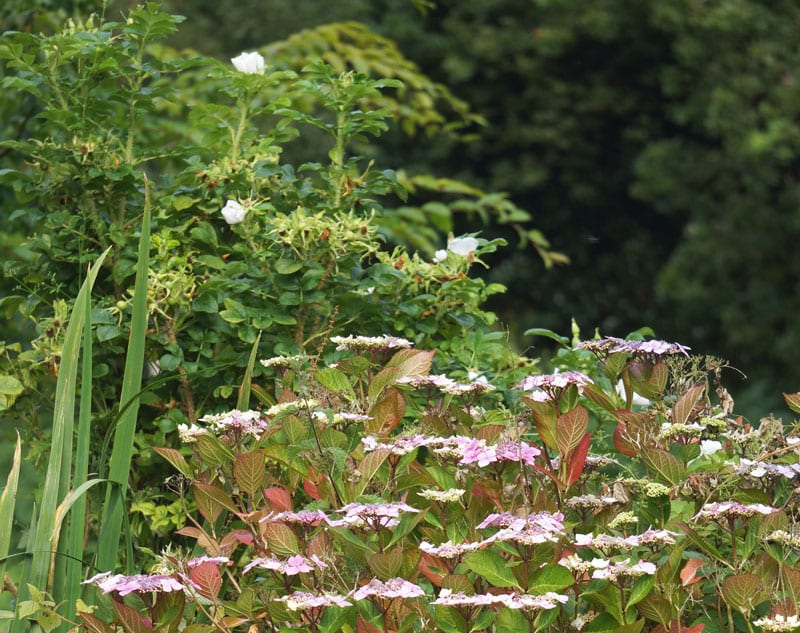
[237, 330, 262, 410]
[60, 281, 94, 628]
[17, 248, 109, 623]
[97, 178, 151, 573]
[0, 431, 22, 580]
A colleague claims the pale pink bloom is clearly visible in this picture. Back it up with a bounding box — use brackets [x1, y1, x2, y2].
[278, 591, 352, 611]
[199, 409, 266, 438]
[432, 589, 510, 607]
[84, 572, 185, 595]
[693, 501, 778, 521]
[243, 554, 326, 575]
[419, 540, 482, 558]
[187, 556, 230, 567]
[504, 592, 569, 610]
[591, 559, 657, 582]
[328, 501, 419, 529]
[577, 337, 690, 358]
[260, 509, 330, 525]
[352, 578, 425, 600]
[461, 438, 497, 467]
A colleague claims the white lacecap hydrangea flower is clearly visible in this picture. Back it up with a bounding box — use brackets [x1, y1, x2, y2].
[433, 249, 448, 263]
[231, 51, 265, 74]
[752, 614, 800, 632]
[418, 488, 466, 503]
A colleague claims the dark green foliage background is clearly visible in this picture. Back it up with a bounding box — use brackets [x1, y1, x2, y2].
[6, 0, 800, 417]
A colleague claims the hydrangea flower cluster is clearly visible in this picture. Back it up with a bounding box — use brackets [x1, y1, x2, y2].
[517, 371, 593, 402]
[735, 458, 800, 479]
[84, 572, 185, 596]
[243, 554, 327, 575]
[327, 501, 419, 529]
[330, 335, 412, 352]
[352, 578, 425, 600]
[396, 373, 495, 395]
[361, 433, 541, 468]
[431, 588, 568, 611]
[198, 409, 267, 439]
[574, 528, 678, 550]
[693, 501, 778, 521]
[577, 337, 690, 358]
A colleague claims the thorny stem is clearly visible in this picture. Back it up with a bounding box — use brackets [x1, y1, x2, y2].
[231, 97, 249, 163]
[162, 317, 197, 423]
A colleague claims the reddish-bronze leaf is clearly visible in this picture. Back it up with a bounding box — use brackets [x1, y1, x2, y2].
[784, 392, 800, 415]
[234, 451, 266, 497]
[79, 611, 116, 633]
[368, 389, 405, 435]
[369, 548, 404, 579]
[386, 348, 435, 377]
[175, 526, 219, 553]
[672, 385, 705, 426]
[680, 558, 704, 586]
[613, 421, 638, 457]
[190, 561, 222, 601]
[721, 573, 766, 613]
[417, 552, 446, 586]
[261, 520, 300, 555]
[112, 600, 154, 633]
[152, 447, 193, 477]
[263, 487, 293, 511]
[566, 433, 591, 486]
[555, 405, 588, 459]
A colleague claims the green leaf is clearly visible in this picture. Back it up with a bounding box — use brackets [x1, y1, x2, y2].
[262, 521, 301, 556]
[26, 247, 109, 600]
[315, 367, 356, 399]
[495, 608, 526, 633]
[523, 328, 569, 346]
[98, 183, 151, 573]
[529, 564, 574, 593]
[0, 375, 23, 396]
[627, 574, 656, 610]
[464, 550, 521, 589]
[0, 432, 21, 575]
[433, 606, 466, 633]
[152, 447, 193, 477]
[642, 447, 687, 486]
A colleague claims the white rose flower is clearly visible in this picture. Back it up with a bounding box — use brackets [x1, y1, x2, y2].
[231, 51, 265, 74]
[221, 199, 247, 225]
[699, 439, 722, 458]
[447, 237, 479, 257]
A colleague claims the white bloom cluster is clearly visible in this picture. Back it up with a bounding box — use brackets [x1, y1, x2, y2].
[418, 488, 466, 503]
[331, 335, 413, 352]
[260, 354, 308, 369]
[752, 614, 800, 632]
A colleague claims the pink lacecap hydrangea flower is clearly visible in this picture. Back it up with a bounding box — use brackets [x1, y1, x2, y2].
[83, 572, 185, 596]
[352, 578, 426, 600]
[517, 371, 593, 393]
